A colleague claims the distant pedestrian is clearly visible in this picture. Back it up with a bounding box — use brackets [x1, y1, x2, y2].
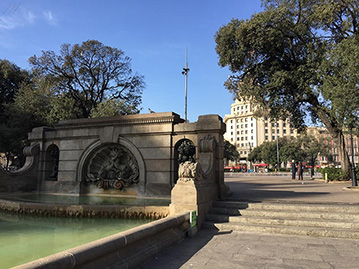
[298, 161, 304, 180]
[274, 163, 278, 175]
[291, 160, 296, 180]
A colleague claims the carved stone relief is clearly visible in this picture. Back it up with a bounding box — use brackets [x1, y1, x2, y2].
[85, 144, 139, 190]
[178, 161, 205, 182]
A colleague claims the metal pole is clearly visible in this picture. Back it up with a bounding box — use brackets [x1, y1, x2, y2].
[276, 122, 279, 167]
[182, 47, 189, 122]
[351, 132, 357, 186]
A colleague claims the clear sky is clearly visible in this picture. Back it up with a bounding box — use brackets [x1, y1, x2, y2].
[0, 0, 263, 122]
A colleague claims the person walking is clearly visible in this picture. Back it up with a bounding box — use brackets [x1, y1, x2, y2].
[274, 163, 278, 175]
[291, 160, 296, 180]
[298, 161, 304, 180]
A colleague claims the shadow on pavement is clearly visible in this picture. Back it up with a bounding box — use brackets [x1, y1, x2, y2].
[140, 230, 232, 269]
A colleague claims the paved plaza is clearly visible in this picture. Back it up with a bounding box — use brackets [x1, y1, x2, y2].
[141, 174, 359, 269]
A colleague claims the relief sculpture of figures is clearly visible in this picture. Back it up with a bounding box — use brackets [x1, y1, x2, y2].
[86, 145, 139, 190]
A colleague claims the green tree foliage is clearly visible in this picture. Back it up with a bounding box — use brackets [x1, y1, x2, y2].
[0, 59, 29, 123]
[215, 0, 359, 179]
[224, 140, 240, 162]
[0, 60, 31, 169]
[29, 40, 145, 118]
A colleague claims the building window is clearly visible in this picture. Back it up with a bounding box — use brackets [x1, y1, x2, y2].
[291, 129, 294, 134]
[251, 136, 253, 140]
[265, 129, 268, 134]
[265, 123, 268, 127]
[241, 143, 244, 147]
[245, 130, 248, 134]
[265, 136, 268, 140]
[277, 129, 279, 133]
[272, 136, 275, 140]
[283, 123, 286, 127]
[237, 137, 240, 141]
[241, 118, 243, 122]
[231, 138, 233, 141]
[231, 132, 233, 135]
[251, 123, 253, 127]
[241, 137, 244, 141]
[237, 131, 239, 135]
[245, 118, 248, 122]
[245, 137, 248, 140]
[244, 151, 247, 154]
[231, 126, 233, 129]
[241, 124, 244, 128]
[245, 124, 248, 128]
[251, 130, 254, 133]
[272, 123, 275, 127]
[251, 117, 253, 121]
[264, 117, 268, 121]
[283, 129, 286, 134]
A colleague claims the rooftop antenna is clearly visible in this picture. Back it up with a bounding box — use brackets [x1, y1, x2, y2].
[182, 47, 190, 122]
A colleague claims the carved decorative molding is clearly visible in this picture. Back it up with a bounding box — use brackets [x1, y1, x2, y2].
[178, 161, 205, 182]
[198, 135, 216, 153]
[85, 144, 139, 190]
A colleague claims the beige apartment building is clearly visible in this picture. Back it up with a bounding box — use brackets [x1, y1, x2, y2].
[224, 98, 297, 163]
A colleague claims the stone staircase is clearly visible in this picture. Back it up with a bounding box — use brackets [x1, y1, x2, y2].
[203, 201, 359, 239]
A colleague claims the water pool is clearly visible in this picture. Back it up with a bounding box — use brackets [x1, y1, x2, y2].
[0, 193, 170, 206]
[0, 212, 152, 268]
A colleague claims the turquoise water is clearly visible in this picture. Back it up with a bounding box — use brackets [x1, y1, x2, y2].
[0, 212, 152, 268]
[0, 193, 170, 206]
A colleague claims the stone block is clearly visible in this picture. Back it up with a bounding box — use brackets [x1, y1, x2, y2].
[139, 148, 171, 159]
[145, 183, 171, 197]
[146, 172, 172, 184]
[59, 150, 82, 161]
[58, 160, 78, 171]
[57, 171, 76, 181]
[145, 160, 172, 172]
[132, 135, 171, 148]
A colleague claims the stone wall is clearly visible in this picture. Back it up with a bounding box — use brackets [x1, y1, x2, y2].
[4, 112, 226, 200]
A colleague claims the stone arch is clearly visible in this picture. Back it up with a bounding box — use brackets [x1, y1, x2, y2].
[77, 138, 146, 196]
[173, 138, 195, 185]
[44, 144, 59, 181]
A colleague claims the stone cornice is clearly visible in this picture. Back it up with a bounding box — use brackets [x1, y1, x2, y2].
[55, 112, 184, 130]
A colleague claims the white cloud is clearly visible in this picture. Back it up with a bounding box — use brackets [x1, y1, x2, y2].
[0, 3, 56, 30]
[43, 10, 56, 26]
[0, 3, 36, 30]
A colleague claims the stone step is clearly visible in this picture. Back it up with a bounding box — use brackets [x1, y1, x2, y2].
[202, 221, 359, 239]
[228, 215, 359, 229]
[208, 207, 240, 216]
[213, 201, 359, 214]
[239, 209, 359, 221]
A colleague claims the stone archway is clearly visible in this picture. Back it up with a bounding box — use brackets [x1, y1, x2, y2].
[173, 139, 195, 185]
[44, 144, 59, 181]
[77, 138, 146, 196]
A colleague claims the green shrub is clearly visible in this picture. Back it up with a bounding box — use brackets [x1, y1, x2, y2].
[319, 167, 344, 181]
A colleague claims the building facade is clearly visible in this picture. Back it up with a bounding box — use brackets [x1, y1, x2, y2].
[224, 98, 297, 164]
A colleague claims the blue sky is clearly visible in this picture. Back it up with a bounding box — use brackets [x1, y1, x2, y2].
[0, 0, 263, 122]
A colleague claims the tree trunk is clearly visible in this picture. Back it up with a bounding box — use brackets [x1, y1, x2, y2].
[315, 108, 351, 180]
[335, 131, 351, 180]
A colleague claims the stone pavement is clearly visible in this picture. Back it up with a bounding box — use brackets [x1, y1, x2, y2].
[140, 175, 359, 269]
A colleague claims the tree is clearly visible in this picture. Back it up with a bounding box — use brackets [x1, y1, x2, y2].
[0, 60, 31, 169]
[0, 59, 29, 123]
[248, 145, 262, 163]
[224, 140, 240, 162]
[29, 40, 145, 118]
[215, 0, 359, 180]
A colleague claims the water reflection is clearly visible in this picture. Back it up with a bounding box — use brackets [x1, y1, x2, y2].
[0, 212, 151, 268]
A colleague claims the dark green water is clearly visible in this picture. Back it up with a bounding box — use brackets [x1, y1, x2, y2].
[0, 212, 152, 268]
[0, 193, 170, 206]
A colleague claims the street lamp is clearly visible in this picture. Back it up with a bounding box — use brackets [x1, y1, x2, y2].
[350, 132, 357, 186]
